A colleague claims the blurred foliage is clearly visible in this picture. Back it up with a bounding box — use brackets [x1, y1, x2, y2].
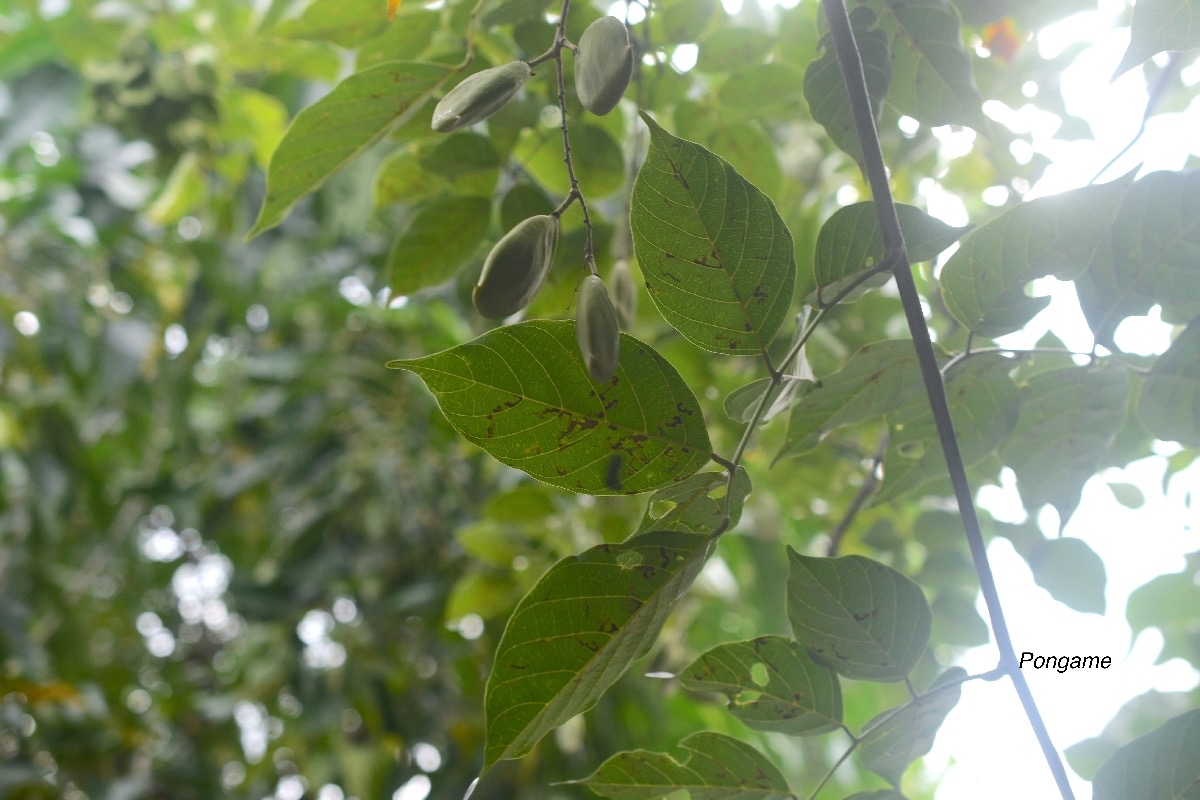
[0, 0, 1198, 799]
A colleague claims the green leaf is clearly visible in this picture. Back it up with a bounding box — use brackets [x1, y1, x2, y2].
[389, 321, 711, 495]
[516, 123, 625, 198]
[1001, 365, 1130, 522]
[631, 113, 796, 356]
[373, 150, 447, 207]
[484, 531, 715, 766]
[1114, 0, 1200, 78]
[355, 10, 442, 68]
[1027, 537, 1107, 614]
[1066, 690, 1196, 780]
[1139, 316, 1200, 446]
[871, 0, 984, 129]
[679, 636, 843, 735]
[931, 592, 990, 647]
[387, 196, 491, 295]
[697, 28, 777, 73]
[776, 340, 936, 461]
[812, 201, 969, 307]
[859, 667, 967, 786]
[1092, 708, 1200, 800]
[1075, 171, 1200, 346]
[248, 61, 452, 238]
[1126, 552, 1200, 665]
[1107, 481, 1146, 509]
[274, 0, 388, 47]
[875, 354, 1021, 503]
[786, 550, 932, 681]
[804, 6, 891, 165]
[635, 468, 752, 536]
[940, 175, 1131, 336]
[421, 130, 501, 193]
[717, 63, 809, 118]
[704, 122, 783, 200]
[572, 731, 796, 800]
[844, 792, 908, 800]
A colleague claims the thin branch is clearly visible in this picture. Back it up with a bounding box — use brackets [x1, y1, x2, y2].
[826, 434, 887, 557]
[819, 1, 1075, 797]
[1090, 53, 1181, 184]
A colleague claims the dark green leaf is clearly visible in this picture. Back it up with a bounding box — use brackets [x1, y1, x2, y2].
[1075, 171, 1200, 346]
[1092, 708, 1200, 800]
[872, 0, 984, 128]
[1114, 0, 1200, 78]
[1139, 316, 1200, 446]
[679, 635, 843, 735]
[805, 6, 890, 165]
[786, 550, 932, 681]
[389, 321, 711, 495]
[776, 340, 937, 461]
[940, 175, 1131, 336]
[631, 113, 796, 355]
[875, 354, 1020, 503]
[387, 196, 491, 295]
[572, 731, 796, 800]
[1001, 365, 1130, 522]
[635, 468, 752, 536]
[484, 531, 715, 766]
[249, 61, 452, 238]
[421, 131, 501, 185]
[1027, 537, 1107, 614]
[859, 667, 967, 785]
[812, 202, 969, 307]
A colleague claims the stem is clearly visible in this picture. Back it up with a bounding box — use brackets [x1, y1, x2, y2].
[820, 1, 1075, 797]
[547, 0, 598, 275]
[826, 434, 886, 557]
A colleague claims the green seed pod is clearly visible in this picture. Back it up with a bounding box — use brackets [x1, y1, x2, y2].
[610, 258, 637, 329]
[574, 16, 634, 116]
[576, 274, 621, 383]
[432, 61, 532, 133]
[473, 215, 559, 319]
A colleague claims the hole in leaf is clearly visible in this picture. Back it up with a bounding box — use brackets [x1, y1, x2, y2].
[649, 500, 675, 519]
[750, 662, 770, 687]
[617, 551, 643, 568]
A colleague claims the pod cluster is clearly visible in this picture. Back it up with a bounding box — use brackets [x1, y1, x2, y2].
[428, 18, 637, 380]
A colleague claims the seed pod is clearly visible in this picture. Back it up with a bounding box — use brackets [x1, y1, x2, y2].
[576, 274, 621, 383]
[473, 215, 559, 319]
[432, 61, 532, 133]
[610, 258, 636, 329]
[574, 16, 633, 116]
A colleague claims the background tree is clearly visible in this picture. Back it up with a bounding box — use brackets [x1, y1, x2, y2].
[0, 1, 1198, 799]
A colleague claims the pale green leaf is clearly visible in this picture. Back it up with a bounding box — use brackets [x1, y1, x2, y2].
[1139, 316, 1200, 446]
[572, 731, 796, 800]
[872, 0, 984, 129]
[776, 340, 938, 461]
[875, 354, 1020, 503]
[1001, 365, 1130, 522]
[1027, 537, 1107, 614]
[696, 28, 777, 73]
[1114, 0, 1200, 78]
[484, 531, 714, 766]
[1107, 481, 1147, 509]
[631, 113, 796, 356]
[248, 61, 452, 238]
[786, 551, 932, 681]
[680, 636, 843, 735]
[804, 6, 890, 165]
[1092, 708, 1200, 800]
[274, 0, 388, 47]
[1066, 690, 1197, 780]
[811, 201, 969, 307]
[859, 667, 966, 785]
[386, 196, 491, 295]
[1126, 552, 1200, 665]
[389, 321, 712, 495]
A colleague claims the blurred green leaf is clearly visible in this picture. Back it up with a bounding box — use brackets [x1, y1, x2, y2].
[1139, 316, 1200, 446]
[387, 195, 491, 295]
[1114, 0, 1200, 78]
[859, 667, 966, 785]
[1092, 708, 1200, 800]
[1027, 537, 1107, 614]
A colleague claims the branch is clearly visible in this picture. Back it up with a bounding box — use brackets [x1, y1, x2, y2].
[819, 1, 1075, 797]
[826, 434, 887, 557]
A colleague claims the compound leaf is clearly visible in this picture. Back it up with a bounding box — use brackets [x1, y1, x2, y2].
[680, 636, 843, 735]
[389, 321, 711, 495]
[573, 731, 796, 800]
[631, 113, 796, 356]
[786, 551, 931, 682]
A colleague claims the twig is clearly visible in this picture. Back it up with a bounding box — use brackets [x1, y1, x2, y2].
[1090, 53, 1181, 184]
[826, 434, 887, 557]
[819, 1, 1075, 797]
